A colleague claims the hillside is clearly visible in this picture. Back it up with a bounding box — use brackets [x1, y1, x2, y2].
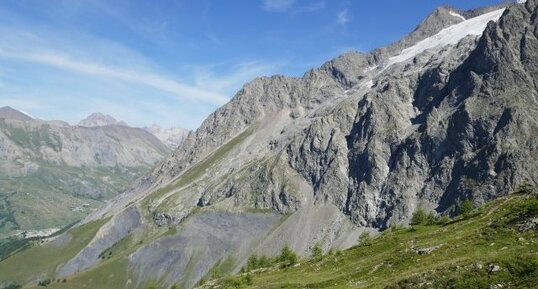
[1, 187, 535, 289]
[0, 108, 170, 237]
[0, 1, 537, 288]
[201, 188, 537, 289]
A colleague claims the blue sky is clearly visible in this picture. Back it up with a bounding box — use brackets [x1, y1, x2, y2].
[0, 0, 505, 129]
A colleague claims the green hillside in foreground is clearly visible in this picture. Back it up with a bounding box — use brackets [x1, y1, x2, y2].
[0, 188, 536, 289]
[201, 189, 537, 289]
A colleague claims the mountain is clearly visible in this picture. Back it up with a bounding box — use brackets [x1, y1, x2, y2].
[1, 1, 537, 288]
[0, 108, 170, 238]
[79, 114, 189, 149]
[0, 106, 33, 122]
[78, 112, 128, 127]
[144, 124, 189, 149]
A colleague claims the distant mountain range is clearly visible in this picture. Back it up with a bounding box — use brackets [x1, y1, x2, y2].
[0, 107, 172, 237]
[78, 112, 189, 149]
[143, 124, 189, 150]
[77, 112, 129, 127]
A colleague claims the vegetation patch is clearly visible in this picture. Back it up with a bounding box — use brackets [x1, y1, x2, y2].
[200, 189, 538, 289]
[0, 218, 107, 284]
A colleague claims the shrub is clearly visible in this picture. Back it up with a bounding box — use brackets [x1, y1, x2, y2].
[459, 199, 474, 218]
[37, 279, 51, 287]
[244, 254, 274, 272]
[411, 208, 436, 225]
[278, 245, 298, 268]
[436, 215, 451, 225]
[246, 254, 259, 271]
[245, 273, 253, 285]
[311, 242, 323, 261]
[516, 183, 533, 195]
[1, 284, 22, 289]
[358, 231, 373, 246]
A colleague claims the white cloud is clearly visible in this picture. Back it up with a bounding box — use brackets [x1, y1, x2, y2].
[263, 0, 296, 12]
[7, 52, 229, 105]
[0, 26, 230, 106]
[337, 8, 351, 25]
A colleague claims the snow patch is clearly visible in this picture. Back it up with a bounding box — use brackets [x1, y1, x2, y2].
[385, 8, 505, 68]
[449, 11, 466, 21]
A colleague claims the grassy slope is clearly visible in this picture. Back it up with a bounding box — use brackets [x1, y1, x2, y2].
[0, 164, 147, 237]
[0, 191, 534, 289]
[0, 218, 107, 284]
[202, 193, 538, 289]
[142, 126, 255, 213]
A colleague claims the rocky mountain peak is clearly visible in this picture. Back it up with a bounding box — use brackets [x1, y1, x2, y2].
[0, 106, 33, 121]
[78, 112, 128, 127]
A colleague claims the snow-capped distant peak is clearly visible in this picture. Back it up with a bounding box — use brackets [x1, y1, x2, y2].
[449, 11, 466, 21]
[385, 8, 505, 68]
[144, 124, 189, 149]
[78, 112, 128, 127]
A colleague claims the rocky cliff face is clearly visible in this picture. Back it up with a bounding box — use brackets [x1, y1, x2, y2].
[0, 109, 170, 236]
[144, 4, 535, 230]
[2, 2, 537, 288]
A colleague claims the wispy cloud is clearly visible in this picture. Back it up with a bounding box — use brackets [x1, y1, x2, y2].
[337, 8, 351, 25]
[193, 61, 285, 94]
[2, 51, 229, 105]
[262, 0, 296, 12]
[0, 25, 236, 106]
[0, 24, 284, 128]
